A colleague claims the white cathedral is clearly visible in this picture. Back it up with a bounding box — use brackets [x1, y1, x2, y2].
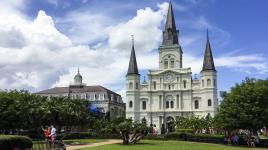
[126, 2, 218, 132]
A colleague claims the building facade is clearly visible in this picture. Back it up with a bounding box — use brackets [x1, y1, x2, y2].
[126, 2, 218, 132]
[36, 69, 125, 119]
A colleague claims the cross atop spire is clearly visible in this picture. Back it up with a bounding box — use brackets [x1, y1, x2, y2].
[127, 35, 139, 76]
[162, 1, 179, 46]
[202, 30, 216, 71]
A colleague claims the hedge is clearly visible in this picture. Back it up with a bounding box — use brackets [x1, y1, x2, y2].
[175, 129, 194, 134]
[0, 135, 33, 150]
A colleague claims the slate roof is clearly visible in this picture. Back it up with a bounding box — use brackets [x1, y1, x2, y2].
[35, 85, 121, 97]
[202, 30, 216, 71]
[162, 2, 179, 46]
[127, 39, 139, 75]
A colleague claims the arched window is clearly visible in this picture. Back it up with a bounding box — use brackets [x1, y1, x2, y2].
[168, 85, 171, 90]
[213, 79, 216, 87]
[129, 101, 133, 108]
[194, 100, 199, 109]
[170, 101, 174, 108]
[164, 59, 168, 69]
[207, 79, 211, 86]
[129, 82, 133, 89]
[208, 99, 212, 106]
[170, 58, 175, 68]
[135, 83, 138, 89]
[202, 80, 204, 87]
[153, 81, 156, 89]
[142, 101, 146, 110]
[183, 80, 186, 88]
[166, 101, 169, 109]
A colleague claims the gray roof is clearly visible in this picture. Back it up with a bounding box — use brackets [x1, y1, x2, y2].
[35, 85, 121, 97]
[127, 41, 139, 75]
[202, 30, 216, 71]
[162, 2, 179, 46]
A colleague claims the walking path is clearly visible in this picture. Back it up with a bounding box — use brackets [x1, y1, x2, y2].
[66, 139, 121, 150]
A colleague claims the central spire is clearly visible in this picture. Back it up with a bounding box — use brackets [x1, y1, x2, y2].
[162, 2, 179, 46]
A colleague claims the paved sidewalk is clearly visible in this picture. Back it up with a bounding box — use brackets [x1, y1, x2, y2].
[66, 139, 121, 150]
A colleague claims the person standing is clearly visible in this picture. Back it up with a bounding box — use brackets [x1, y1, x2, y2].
[49, 124, 57, 149]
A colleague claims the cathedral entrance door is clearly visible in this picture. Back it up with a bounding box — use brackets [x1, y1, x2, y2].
[166, 116, 175, 133]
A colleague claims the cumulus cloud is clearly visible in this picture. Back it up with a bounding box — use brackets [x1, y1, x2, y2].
[108, 2, 168, 53]
[0, 0, 267, 99]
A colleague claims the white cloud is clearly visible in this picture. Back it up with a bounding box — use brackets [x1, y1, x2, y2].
[0, 0, 267, 99]
[108, 3, 167, 53]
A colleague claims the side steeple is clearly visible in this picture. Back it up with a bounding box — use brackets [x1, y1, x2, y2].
[127, 35, 139, 75]
[202, 30, 216, 71]
[162, 2, 179, 46]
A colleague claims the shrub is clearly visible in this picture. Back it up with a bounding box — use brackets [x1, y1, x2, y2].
[0, 135, 33, 150]
[176, 129, 194, 134]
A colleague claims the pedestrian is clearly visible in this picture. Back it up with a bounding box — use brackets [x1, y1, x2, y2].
[49, 125, 57, 149]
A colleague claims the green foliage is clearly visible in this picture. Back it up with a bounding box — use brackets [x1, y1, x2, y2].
[117, 118, 150, 144]
[0, 90, 91, 134]
[175, 115, 214, 133]
[215, 78, 268, 130]
[0, 135, 33, 149]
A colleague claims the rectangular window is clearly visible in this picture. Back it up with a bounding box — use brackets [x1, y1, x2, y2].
[142, 101, 146, 110]
[177, 95, 180, 108]
[164, 60, 168, 69]
[159, 95, 162, 109]
[153, 81, 156, 90]
[170, 60, 174, 68]
[183, 80, 186, 88]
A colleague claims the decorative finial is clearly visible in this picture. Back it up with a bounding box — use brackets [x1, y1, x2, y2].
[78, 67, 80, 73]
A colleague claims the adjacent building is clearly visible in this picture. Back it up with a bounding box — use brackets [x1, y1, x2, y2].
[126, 2, 218, 132]
[36, 69, 125, 119]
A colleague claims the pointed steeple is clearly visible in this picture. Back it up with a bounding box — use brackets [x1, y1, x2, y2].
[127, 35, 139, 76]
[202, 30, 216, 71]
[162, 2, 179, 46]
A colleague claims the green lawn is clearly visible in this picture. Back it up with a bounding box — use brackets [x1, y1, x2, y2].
[81, 140, 268, 150]
[63, 139, 106, 145]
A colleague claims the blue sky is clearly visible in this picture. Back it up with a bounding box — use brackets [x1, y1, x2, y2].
[0, 0, 267, 99]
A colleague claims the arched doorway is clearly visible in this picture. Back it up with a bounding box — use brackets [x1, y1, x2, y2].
[166, 116, 175, 133]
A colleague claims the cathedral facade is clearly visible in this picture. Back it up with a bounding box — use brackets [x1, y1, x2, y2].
[126, 2, 218, 132]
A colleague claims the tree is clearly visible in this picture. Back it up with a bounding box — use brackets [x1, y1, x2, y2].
[117, 119, 149, 145]
[215, 78, 268, 132]
[0, 90, 91, 135]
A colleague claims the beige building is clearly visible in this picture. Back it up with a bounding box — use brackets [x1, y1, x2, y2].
[126, 2, 218, 132]
[36, 69, 125, 119]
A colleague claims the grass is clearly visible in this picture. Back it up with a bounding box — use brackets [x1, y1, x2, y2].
[63, 139, 107, 145]
[80, 140, 268, 150]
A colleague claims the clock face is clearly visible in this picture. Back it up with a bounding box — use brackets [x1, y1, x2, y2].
[165, 74, 173, 82]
